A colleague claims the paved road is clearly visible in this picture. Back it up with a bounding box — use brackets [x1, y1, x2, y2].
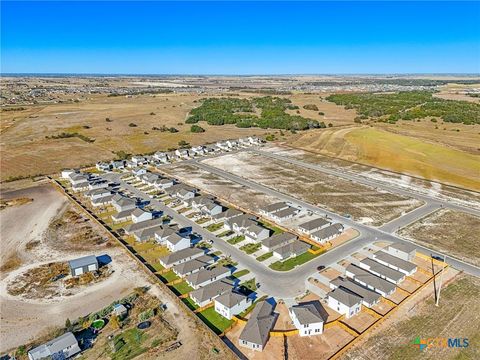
[190, 161, 480, 280]
[253, 149, 480, 217]
[378, 203, 441, 233]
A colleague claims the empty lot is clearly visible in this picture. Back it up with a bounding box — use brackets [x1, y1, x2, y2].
[203, 152, 423, 226]
[398, 209, 480, 267]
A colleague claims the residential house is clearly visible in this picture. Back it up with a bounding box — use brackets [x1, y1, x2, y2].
[131, 208, 153, 223]
[165, 233, 191, 252]
[132, 168, 147, 177]
[272, 241, 310, 260]
[154, 178, 174, 190]
[214, 289, 252, 320]
[166, 184, 196, 201]
[185, 266, 231, 290]
[359, 258, 405, 284]
[244, 224, 270, 243]
[191, 146, 206, 156]
[112, 195, 136, 212]
[88, 179, 108, 190]
[190, 278, 234, 308]
[327, 287, 362, 318]
[159, 247, 204, 268]
[133, 225, 162, 242]
[111, 208, 135, 223]
[224, 214, 257, 233]
[345, 264, 396, 297]
[310, 223, 344, 244]
[226, 140, 238, 148]
[175, 149, 190, 159]
[372, 251, 417, 276]
[124, 218, 163, 235]
[171, 255, 215, 277]
[216, 141, 230, 151]
[329, 277, 381, 308]
[297, 218, 331, 235]
[61, 169, 77, 179]
[96, 162, 110, 171]
[213, 208, 243, 222]
[91, 194, 113, 207]
[153, 151, 169, 163]
[259, 202, 290, 217]
[261, 232, 297, 252]
[68, 255, 98, 277]
[155, 225, 180, 244]
[239, 301, 276, 352]
[270, 207, 298, 222]
[289, 301, 328, 336]
[28, 332, 80, 360]
[110, 160, 125, 170]
[86, 188, 111, 200]
[387, 242, 417, 261]
[131, 156, 147, 166]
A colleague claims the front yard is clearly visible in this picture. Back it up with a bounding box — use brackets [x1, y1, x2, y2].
[239, 243, 262, 255]
[269, 251, 320, 271]
[206, 222, 224, 232]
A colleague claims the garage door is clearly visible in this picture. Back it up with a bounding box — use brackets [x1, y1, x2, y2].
[74, 268, 83, 276]
[88, 264, 97, 271]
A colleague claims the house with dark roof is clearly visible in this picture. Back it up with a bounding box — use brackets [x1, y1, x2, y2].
[124, 218, 163, 235]
[372, 251, 417, 276]
[244, 224, 270, 243]
[172, 255, 215, 277]
[131, 208, 153, 223]
[190, 278, 235, 307]
[185, 266, 231, 290]
[214, 289, 252, 320]
[165, 233, 190, 252]
[111, 208, 136, 223]
[111, 195, 136, 212]
[298, 218, 331, 235]
[239, 301, 276, 351]
[133, 225, 162, 242]
[327, 287, 362, 318]
[289, 301, 328, 336]
[259, 202, 290, 217]
[310, 223, 344, 244]
[159, 247, 204, 268]
[272, 241, 310, 260]
[224, 214, 257, 233]
[261, 232, 297, 252]
[270, 207, 298, 222]
[28, 332, 80, 360]
[213, 208, 243, 222]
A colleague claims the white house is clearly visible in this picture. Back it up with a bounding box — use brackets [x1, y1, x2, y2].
[259, 202, 289, 217]
[131, 208, 153, 223]
[185, 266, 231, 290]
[159, 247, 204, 268]
[270, 207, 298, 222]
[154, 178, 174, 190]
[310, 223, 344, 244]
[327, 287, 362, 318]
[289, 302, 328, 336]
[190, 279, 234, 308]
[297, 217, 330, 235]
[387, 242, 417, 261]
[359, 258, 405, 284]
[112, 195, 136, 212]
[88, 179, 109, 190]
[132, 168, 147, 177]
[239, 301, 276, 352]
[131, 156, 147, 165]
[345, 264, 396, 297]
[175, 149, 190, 159]
[61, 169, 76, 179]
[372, 251, 417, 276]
[214, 290, 252, 320]
[329, 277, 381, 308]
[28, 332, 80, 360]
[165, 233, 191, 252]
[244, 224, 270, 243]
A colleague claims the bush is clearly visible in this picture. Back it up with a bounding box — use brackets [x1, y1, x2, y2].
[190, 124, 205, 133]
[128, 123, 137, 127]
[303, 104, 319, 111]
[138, 308, 154, 322]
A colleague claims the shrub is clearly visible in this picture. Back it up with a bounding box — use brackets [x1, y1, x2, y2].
[128, 123, 137, 127]
[190, 125, 205, 133]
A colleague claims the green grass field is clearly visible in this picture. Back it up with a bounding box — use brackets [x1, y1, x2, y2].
[197, 307, 234, 335]
[269, 251, 319, 271]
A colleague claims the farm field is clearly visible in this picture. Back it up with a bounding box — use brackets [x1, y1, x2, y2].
[286, 125, 480, 191]
[202, 152, 423, 226]
[342, 274, 480, 360]
[398, 209, 480, 267]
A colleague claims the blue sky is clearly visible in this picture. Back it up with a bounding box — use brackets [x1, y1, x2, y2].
[1, 1, 479, 74]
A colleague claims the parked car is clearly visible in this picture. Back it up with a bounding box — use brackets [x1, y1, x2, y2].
[317, 265, 325, 271]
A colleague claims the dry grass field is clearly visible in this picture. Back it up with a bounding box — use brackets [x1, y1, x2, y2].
[286, 125, 480, 191]
[203, 152, 422, 226]
[398, 209, 480, 267]
[342, 274, 480, 360]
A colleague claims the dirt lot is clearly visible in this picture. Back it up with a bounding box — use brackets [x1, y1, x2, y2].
[399, 209, 480, 267]
[341, 311, 379, 334]
[0, 184, 233, 358]
[202, 152, 422, 226]
[160, 163, 282, 213]
[342, 271, 479, 360]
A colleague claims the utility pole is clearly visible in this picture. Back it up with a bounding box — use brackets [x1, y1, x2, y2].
[435, 254, 447, 307]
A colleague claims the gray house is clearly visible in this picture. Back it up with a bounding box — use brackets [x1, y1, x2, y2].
[345, 264, 396, 297]
[330, 277, 381, 308]
[298, 217, 330, 234]
[387, 242, 417, 261]
[185, 266, 231, 290]
[190, 278, 235, 308]
[68, 255, 99, 276]
[28, 332, 80, 360]
[261, 232, 297, 252]
[239, 301, 276, 352]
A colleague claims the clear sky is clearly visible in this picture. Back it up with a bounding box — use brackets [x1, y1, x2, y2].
[1, 1, 479, 74]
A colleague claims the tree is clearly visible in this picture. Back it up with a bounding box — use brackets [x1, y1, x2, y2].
[128, 122, 137, 127]
[178, 140, 190, 148]
[65, 318, 73, 331]
[109, 314, 120, 330]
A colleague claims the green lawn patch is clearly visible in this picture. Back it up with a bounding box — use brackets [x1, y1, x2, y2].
[182, 296, 199, 311]
[256, 252, 273, 262]
[239, 243, 262, 255]
[269, 251, 320, 271]
[169, 281, 193, 296]
[206, 222, 224, 232]
[111, 327, 149, 360]
[231, 269, 250, 279]
[196, 217, 210, 224]
[227, 235, 245, 245]
[161, 270, 179, 283]
[197, 307, 233, 335]
[258, 219, 284, 235]
[218, 230, 234, 237]
[240, 278, 257, 292]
